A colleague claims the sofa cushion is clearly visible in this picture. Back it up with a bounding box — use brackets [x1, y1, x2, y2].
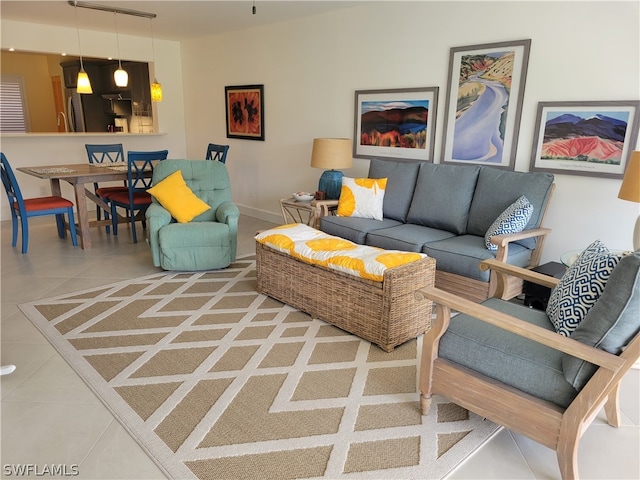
[365, 224, 456, 252]
[337, 177, 387, 220]
[320, 215, 401, 244]
[547, 240, 621, 337]
[484, 195, 534, 251]
[562, 251, 640, 390]
[406, 163, 480, 235]
[440, 298, 578, 408]
[467, 168, 554, 249]
[368, 158, 420, 222]
[423, 235, 531, 282]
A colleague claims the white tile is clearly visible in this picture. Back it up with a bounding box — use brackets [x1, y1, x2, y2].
[3, 354, 102, 405]
[0, 401, 113, 467]
[79, 421, 167, 479]
[447, 428, 536, 479]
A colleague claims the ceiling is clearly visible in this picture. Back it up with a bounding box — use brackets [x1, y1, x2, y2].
[0, 1, 363, 41]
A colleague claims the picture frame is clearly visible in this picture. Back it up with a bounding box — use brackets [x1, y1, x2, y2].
[353, 87, 439, 162]
[530, 100, 640, 179]
[225, 84, 265, 141]
[440, 39, 531, 170]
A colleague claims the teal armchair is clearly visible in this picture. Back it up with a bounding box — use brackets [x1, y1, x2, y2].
[146, 159, 239, 271]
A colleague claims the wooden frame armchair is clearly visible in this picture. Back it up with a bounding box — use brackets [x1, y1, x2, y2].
[418, 255, 640, 479]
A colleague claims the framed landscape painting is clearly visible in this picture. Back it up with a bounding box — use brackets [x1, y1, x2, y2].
[225, 84, 265, 141]
[440, 39, 531, 169]
[353, 87, 439, 162]
[530, 101, 640, 178]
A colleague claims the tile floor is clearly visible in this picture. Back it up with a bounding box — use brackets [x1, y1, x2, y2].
[1, 215, 638, 479]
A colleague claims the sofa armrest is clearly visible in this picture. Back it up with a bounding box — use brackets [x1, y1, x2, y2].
[490, 227, 552, 264]
[417, 285, 624, 371]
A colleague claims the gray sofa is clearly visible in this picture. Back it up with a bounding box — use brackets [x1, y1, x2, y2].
[319, 158, 555, 302]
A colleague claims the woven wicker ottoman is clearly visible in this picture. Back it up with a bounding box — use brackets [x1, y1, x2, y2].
[256, 240, 436, 352]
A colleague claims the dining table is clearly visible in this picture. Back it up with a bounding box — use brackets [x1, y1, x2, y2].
[17, 163, 149, 250]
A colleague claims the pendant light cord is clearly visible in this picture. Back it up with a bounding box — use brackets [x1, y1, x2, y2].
[74, 1, 85, 70]
[114, 11, 122, 68]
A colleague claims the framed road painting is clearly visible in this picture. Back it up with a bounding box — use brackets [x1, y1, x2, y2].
[225, 84, 264, 141]
[440, 39, 531, 170]
[530, 100, 640, 178]
[353, 87, 439, 162]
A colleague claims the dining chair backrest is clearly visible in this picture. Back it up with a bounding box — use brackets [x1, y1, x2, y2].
[205, 143, 229, 163]
[85, 144, 125, 165]
[127, 150, 169, 195]
[1, 152, 25, 214]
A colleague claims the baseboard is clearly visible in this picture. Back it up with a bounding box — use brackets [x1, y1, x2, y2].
[237, 203, 281, 225]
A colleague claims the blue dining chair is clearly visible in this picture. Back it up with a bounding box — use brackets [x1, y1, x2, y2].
[85, 143, 127, 233]
[205, 143, 229, 163]
[1, 153, 78, 253]
[109, 150, 168, 243]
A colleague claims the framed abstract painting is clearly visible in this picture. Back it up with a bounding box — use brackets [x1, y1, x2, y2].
[225, 84, 265, 141]
[353, 87, 439, 162]
[440, 39, 531, 169]
[530, 100, 640, 178]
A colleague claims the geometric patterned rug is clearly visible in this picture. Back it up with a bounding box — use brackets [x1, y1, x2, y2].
[18, 255, 500, 479]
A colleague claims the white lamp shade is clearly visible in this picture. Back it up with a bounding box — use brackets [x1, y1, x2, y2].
[76, 70, 93, 94]
[310, 138, 353, 170]
[114, 67, 128, 87]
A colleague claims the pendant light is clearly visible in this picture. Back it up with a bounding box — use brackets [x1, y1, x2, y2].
[149, 17, 163, 102]
[74, 1, 92, 94]
[113, 11, 128, 87]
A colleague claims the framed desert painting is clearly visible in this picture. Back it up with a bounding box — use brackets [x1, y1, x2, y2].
[353, 87, 439, 162]
[530, 101, 640, 178]
[440, 39, 531, 169]
[225, 84, 264, 141]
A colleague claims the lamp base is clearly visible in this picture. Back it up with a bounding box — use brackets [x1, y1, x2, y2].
[633, 214, 640, 251]
[318, 169, 344, 200]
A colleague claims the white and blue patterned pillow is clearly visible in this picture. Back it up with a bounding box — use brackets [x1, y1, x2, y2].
[546, 240, 621, 336]
[484, 195, 534, 251]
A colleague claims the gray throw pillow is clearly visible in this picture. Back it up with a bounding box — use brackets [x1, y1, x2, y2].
[562, 251, 640, 390]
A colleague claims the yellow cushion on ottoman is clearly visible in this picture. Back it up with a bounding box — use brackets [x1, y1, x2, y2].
[147, 170, 211, 223]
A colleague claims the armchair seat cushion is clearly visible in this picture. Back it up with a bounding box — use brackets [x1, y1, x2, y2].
[158, 222, 231, 271]
[440, 298, 578, 408]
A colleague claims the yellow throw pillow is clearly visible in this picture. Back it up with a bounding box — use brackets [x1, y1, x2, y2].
[147, 170, 211, 223]
[337, 177, 387, 220]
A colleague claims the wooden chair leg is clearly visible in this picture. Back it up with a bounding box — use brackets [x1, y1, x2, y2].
[557, 419, 581, 480]
[420, 393, 433, 415]
[604, 383, 621, 428]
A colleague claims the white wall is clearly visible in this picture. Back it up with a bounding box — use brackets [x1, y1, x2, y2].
[181, 1, 640, 263]
[2, 2, 638, 264]
[0, 19, 187, 211]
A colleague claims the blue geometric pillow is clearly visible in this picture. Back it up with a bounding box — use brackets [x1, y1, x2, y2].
[484, 195, 533, 251]
[546, 240, 621, 336]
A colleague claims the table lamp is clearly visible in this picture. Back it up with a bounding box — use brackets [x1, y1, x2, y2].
[310, 138, 353, 200]
[618, 150, 640, 250]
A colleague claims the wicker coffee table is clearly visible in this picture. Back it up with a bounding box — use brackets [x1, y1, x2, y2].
[256, 240, 436, 351]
